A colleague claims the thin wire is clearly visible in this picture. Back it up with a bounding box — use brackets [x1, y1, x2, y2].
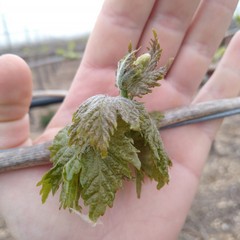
[160, 108, 240, 129]
[30, 97, 64, 108]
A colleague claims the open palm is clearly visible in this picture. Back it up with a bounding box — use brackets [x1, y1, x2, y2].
[0, 1, 240, 239]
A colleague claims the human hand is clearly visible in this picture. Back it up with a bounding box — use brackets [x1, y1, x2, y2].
[0, 1, 240, 239]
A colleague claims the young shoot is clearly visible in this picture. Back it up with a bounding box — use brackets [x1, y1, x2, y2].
[37, 30, 172, 223]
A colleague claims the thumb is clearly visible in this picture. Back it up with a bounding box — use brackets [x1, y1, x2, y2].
[0, 54, 32, 149]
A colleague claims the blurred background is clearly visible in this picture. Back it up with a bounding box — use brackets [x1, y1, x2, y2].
[0, 1, 240, 239]
[0, 0, 104, 48]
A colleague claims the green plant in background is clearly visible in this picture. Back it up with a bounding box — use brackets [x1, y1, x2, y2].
[235, 14, 240, 26]
[212, 16, 240, 64]
[212, 46, 226, 63]
[40, 111, 55, 128]
[37, 30, 172, 223]
[39, 44, 50, 54]
[22, 46, 33, 56]
[55, 40, 81, 60]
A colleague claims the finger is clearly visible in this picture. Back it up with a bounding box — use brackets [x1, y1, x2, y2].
[0, 54, 32, 149]
[139, 0, 200, 65]
[176, 31, 240, 175]
[81, 0, 155, 69]
[195, 33, 240, 103]
[194, 31, 240, 137]
[167, 0, 238, 98]
[160, 32, 240, 180]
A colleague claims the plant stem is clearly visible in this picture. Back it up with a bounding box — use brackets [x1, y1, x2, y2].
[120, 89, 128, 98]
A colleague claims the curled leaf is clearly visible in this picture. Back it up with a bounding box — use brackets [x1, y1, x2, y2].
[116, 30, 172, 99]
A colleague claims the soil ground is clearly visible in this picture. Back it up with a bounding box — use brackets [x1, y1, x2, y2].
[0, 39, 240, 240]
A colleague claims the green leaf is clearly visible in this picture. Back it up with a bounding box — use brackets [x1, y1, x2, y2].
[68, 95, 143, 157]
[38, 33, 173, 223]
[68, 95, 118, 157]
[38, 95, 172, 222]
[80, 148, 127, 222]
[60, 172, 81, 211]
[79, 125, 141, 222]
[37, 126, 81, 203]
[38, 101, 143, 222]
[146, 29, 162, 71]
[135, 169, 144, 198]
[116, 30, 172, 99]
[149, 111, 164, 126]
[130, 107, 172, 195]
[48, 126, 73, 164]
[109, 123, 141, 171]
[140, 112, 172, 189]
[37, 163, 63, 203]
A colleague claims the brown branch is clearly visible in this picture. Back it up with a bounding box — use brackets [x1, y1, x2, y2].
[0, 97, 240, 173]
